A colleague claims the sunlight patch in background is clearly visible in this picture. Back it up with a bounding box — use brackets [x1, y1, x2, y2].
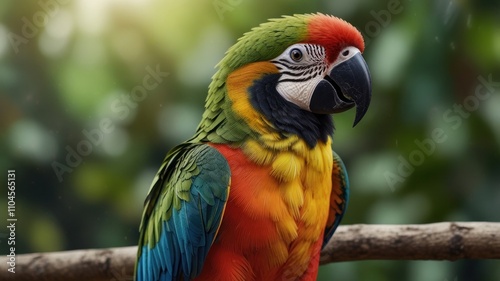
[465, 16, 500, 68]
[370, 26, 412, 88]
[111, 29, 147, 63]
[367, 194, 430, 224]
[72, 36, 107, 66]
[75, 0, 153, 35]
[39, 9, 73, 58]
[178, 24, 231, 87]
[157, 103, 202, 144]
[57, 46, 115, 119]
[351, 152, 401, 193]
[74, 0, 109, 35]
[428, 106, 470, 157]
[101, 127, 130, 157]
[8, 119, 57, 163]
[98, 90, 138, 125]
[409, 261, 451, 281]
[29, 214, 66, 252]
[146, 1, 220, 61]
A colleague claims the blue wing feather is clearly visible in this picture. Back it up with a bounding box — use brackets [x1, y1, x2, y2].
[135, 144, 230, 281]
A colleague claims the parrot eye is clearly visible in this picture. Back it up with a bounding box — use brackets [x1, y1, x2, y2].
[290, 48, 303, 62]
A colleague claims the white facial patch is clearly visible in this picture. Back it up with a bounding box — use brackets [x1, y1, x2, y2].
[275, 76, 324, 110]
[271, 44, 328, 111]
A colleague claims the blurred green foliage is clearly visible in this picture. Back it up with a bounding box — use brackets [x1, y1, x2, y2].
[1, 0, 499, 280]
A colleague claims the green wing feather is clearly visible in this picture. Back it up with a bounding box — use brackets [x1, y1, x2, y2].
[135, 143, 230, 281]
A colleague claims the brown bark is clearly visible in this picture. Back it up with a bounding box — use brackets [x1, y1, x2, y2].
[320, 222, 500, 264]
[1, 222, 499, 281]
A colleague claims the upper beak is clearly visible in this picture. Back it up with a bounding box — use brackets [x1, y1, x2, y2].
[309, 51, 372, 127]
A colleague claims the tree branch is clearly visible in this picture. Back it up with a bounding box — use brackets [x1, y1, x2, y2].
[2, 222, 499, 281]
[320, 222, 500, 264]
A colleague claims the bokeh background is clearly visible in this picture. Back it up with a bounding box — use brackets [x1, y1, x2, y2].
[1, 0, 499, 280]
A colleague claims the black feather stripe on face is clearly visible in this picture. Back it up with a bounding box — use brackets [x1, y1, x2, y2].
[249, 74, 334, 148]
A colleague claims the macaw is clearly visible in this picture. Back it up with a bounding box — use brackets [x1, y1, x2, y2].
[135, 13, 371, 281]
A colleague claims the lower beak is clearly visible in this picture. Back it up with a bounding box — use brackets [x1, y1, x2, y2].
[309, 52, 372, 127]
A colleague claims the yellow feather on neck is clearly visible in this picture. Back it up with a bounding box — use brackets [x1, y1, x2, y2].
[226, 57, 334, 271]
[226, 61, 279, 136]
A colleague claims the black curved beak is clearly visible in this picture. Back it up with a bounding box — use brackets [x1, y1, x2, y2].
[309, 52, 372, 127]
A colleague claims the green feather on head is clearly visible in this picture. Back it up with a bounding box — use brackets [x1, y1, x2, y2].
[193, 15, 311, 144]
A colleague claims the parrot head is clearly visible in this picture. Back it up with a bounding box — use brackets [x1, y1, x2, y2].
[268, 14, 371, 125]
[198, 13, 371, 145]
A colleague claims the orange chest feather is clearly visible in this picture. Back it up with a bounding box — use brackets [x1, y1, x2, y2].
[209, 142, 333, 280]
